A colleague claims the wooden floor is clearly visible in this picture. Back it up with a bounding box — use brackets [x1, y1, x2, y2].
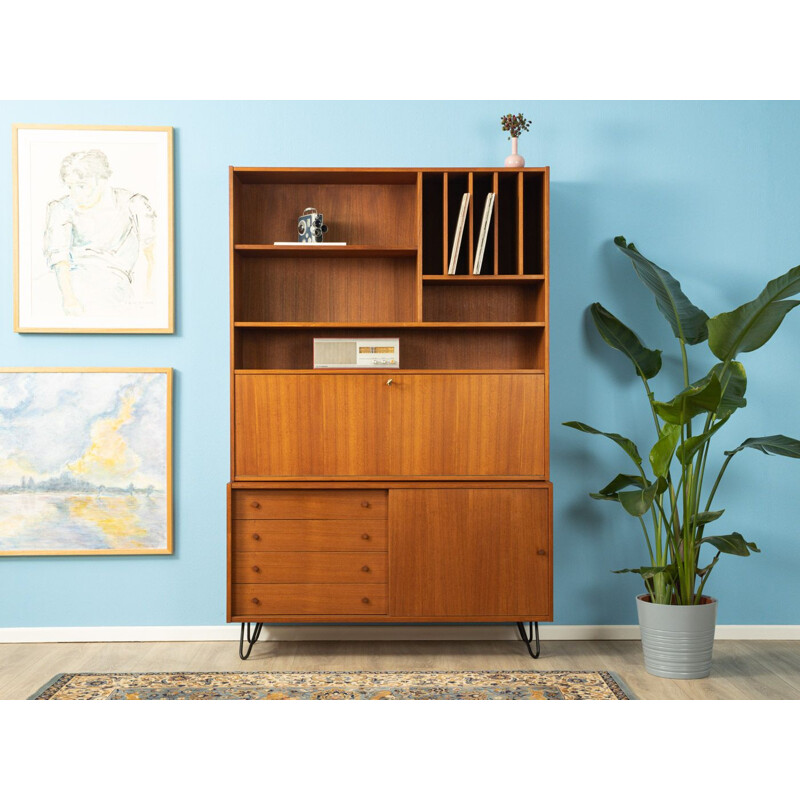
[2, 639, 799, 700]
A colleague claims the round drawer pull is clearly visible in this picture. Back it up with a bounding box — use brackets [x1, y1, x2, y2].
[361, 533, 370, 540]
[361, 597, 370, 604]
[251, 501, 261, 509]
[361, 565, 370, 572]
[252, 565, 261, 573]
[386, 378, 393, 386]
[252, 534, 261, 541]
[251, 598, 261, 605]
[361, 501, 371, 508]
[537, 549, 547, 556]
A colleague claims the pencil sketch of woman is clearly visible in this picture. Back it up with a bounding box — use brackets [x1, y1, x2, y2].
[43, 150, 157, 316]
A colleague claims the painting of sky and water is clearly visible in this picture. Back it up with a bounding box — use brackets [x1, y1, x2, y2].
[0, 369, 171, 555]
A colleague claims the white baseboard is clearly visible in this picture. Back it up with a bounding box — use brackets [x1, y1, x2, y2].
[1, 624, 798, 644]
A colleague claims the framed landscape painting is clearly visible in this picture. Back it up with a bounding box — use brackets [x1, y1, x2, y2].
[13, 125, 174, 333]
[0, 368, 172, 556]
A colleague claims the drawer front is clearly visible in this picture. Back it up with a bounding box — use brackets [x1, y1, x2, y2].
[233, 584, 387, 616]
[234, 519, 387, 552]
[233, 490, 387, 519]
[234, 552, 387, 583]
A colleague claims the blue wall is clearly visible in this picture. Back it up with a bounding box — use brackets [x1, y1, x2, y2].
[1, 101, 798, 628]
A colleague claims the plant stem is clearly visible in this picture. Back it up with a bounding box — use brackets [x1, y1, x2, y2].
[695, 553, 720, 602]
[705, 452, 736, 513]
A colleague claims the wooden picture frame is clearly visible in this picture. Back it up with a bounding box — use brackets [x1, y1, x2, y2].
[0, 368, 173, 556]
[13, 124, 174, 333]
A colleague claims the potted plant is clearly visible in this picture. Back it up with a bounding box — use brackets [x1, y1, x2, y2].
[500, 112, 531, 168]
[564, 236, 800, 678]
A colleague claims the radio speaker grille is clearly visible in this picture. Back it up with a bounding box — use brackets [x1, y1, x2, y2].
[314, 340, 358, 366]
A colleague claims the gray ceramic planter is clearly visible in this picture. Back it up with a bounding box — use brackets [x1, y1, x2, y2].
[636, 595, 718, 679]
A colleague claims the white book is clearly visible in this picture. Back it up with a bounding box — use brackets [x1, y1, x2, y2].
[274, 241, 347, 246]
[472, 193, 495, 274]
[447, 193, 470, 274]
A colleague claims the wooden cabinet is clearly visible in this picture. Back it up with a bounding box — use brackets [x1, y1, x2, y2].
[228, 168, 551, 628]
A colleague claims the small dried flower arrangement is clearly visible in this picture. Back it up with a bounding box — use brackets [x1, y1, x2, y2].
[501, 113, 531, 140]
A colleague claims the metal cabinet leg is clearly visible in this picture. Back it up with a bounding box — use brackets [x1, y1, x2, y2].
[239, 622, 264, 660]
[516, 621, 541, 659]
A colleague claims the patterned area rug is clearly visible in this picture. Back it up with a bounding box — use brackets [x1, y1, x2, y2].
[31, 670, 632, 700]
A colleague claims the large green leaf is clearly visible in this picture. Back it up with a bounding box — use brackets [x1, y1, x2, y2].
[591, 474, 647, 503]
[691, 509, 725, 527]
[618, 479, 665, 517]
[653, 374, 722, 425]
[590, 303, 662, 380]
[597, 474, 647, 496]
[649, 422, 680, 477]
[699, 532, 760, 556]
[613, 565, 676, 580]
[614, 236, 709, 345]
[562, 421, 643, 465]
[709, 361, 747, 420]
[676, 419, 727, 466]
[725, 435, 800, 458]
[707, 264, 800, 361]
[589, 493, 620, 502]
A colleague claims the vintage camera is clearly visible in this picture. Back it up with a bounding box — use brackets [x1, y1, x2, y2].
[297, 207, 328, 243]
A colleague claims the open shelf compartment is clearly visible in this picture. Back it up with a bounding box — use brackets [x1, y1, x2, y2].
[235, 326, 545, 371]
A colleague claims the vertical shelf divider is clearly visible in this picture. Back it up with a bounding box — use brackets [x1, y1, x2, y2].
[467, 172, 474, 275]
[492, 171, 499, 275]
[442, 172, 449, 275]
[416, 171, 423, 321]
[517, 172, 524, 275]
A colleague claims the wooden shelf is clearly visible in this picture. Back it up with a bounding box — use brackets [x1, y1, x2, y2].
[234, 368, 546, 375]
[422, 275, 545, 283]
[234, 322, 545, 329]
[235, 245, 417, 258]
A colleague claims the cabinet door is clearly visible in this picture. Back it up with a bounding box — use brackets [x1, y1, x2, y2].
[388, 374, 546, 477]
[235, 374, 391, 478]
[390, 488, 552, 618]
[235, 373, 545, 479]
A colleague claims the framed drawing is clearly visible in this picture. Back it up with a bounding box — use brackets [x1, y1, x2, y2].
[13, 125, 174, 333]
[0, 368, 173, 556]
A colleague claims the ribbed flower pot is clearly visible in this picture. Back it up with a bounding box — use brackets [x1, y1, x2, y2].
[636, 594, 718, 679]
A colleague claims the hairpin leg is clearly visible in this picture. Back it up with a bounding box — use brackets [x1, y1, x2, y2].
[239, 622, 264, 660]
[516, 621, 541, 659]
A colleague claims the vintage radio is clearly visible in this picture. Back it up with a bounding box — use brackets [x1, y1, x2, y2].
[313, 338, 399, 369]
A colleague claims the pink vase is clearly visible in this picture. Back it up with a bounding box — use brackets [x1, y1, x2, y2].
[504, 137, 525, 168]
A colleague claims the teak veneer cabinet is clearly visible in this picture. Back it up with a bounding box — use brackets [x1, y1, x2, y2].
[228, 167, 552, 658]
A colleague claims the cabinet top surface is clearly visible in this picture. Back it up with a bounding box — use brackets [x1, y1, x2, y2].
[231, 166, 550, 184]
[231, 166, 549, 171]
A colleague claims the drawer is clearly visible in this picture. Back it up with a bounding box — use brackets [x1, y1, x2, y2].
[234, 519, 387, 552]
[234, 552, 387, 583]
[233, 490, 387, 519]
[233, 584, 387, 616]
